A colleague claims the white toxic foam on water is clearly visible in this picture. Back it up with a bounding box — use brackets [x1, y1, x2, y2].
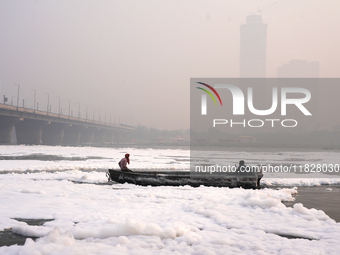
[0, 172, 340, 254]
[0, 145, 190, 172]
[0, 145, 340, 254]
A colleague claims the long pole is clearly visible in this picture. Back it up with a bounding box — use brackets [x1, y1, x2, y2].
[93, 107, 95, 122]
[56, 96, 60, 116]
[86, 104, 88, 120]
[31, 89, 36, 112]
[45, 93, 49, 115]
[15, 84, 20, 110]
[77, 102, 80, 120]
[66, 99, 70, 118]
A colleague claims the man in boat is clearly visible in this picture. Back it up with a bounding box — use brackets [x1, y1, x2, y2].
[118, 153, 133, 172]
[236, 160, 250, 172]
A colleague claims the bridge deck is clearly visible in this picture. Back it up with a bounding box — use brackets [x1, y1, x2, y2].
[0, 103, 134, 145]
[0, 103, 133, 131]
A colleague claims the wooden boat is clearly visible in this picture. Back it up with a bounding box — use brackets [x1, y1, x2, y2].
[106, 169, 263, 188]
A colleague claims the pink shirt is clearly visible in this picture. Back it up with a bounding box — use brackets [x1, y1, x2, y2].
[119, 157, 128, 170]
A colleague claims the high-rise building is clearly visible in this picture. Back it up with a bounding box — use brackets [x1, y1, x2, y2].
[240, 15, 267, 78]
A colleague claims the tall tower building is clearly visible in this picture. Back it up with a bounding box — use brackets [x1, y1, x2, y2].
[240, 15, 267, 77]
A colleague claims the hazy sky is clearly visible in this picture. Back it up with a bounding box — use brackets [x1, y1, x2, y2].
[0, 0, 339, 130]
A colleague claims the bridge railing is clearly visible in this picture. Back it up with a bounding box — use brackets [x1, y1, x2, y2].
[0, 103, 134, 131]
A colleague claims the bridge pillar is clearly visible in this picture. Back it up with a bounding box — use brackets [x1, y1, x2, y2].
[113, 131, 123, 143]
[42, 123, 68, 145]
[0, 116, 20, 144]
[121, 131, 132, 143]
[80, 127, 95, 144]
[94, 129, 106, 144]
[15, 119, 48, 145]
[104, 130, 114, 143]
[63, 125, 82, 145]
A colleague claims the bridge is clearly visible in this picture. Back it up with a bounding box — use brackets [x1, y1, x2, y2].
[0, 103, 134, 145]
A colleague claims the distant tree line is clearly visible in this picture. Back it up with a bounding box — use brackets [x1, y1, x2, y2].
[127, 125, 189, 143]
[127, 125, 340, 149]
[190, 125, 340, 149]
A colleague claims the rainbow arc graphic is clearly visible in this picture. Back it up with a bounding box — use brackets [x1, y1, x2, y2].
[196, 82, 222, 115]
[196, 82, 223, 106]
